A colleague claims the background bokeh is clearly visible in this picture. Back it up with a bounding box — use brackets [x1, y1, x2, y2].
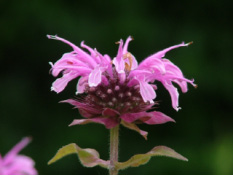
[0, 0, 233, 175]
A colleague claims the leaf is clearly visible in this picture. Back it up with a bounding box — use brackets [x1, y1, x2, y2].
[115, 146, 188, 170]
[48, 143, 109, 168]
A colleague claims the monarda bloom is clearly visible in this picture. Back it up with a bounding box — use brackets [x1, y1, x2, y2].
[48, 35, 195, 138]
[0, 137, 38, 175]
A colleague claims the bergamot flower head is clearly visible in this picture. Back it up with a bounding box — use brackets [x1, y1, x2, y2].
[48, 35, 196, 138]
[0, 137, 37, 175]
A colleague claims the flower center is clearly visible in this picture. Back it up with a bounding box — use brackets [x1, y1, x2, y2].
[83, 69, 149, 114]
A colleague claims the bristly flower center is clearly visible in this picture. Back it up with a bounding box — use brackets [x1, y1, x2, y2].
[82, 68, 149, 114]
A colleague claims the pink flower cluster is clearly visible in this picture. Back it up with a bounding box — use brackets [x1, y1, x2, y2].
[0, 137, 37, 175]
[48, 35, 195, 136]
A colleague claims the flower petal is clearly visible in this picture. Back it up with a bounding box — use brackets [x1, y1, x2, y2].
[163, 81, 180, 111]
[144, 42, 188, 61]
[112, 39, 126, 75]
[122, 36, 133, 54]
[6, 155, 37, 175]
[47, 35, 97, 68]
[122, 36, 138, 70]
[51, 72, 79, 93]
[4, 137, 31, 165]
[50, 52, 90, 77]
[76, 76, 88, 94]
[81, 41, 101, 64]
[112, 57, 125, 74]
[138, 79, 156, 103]
[88, 65, 107, 87]
[129, 53, 138, 70]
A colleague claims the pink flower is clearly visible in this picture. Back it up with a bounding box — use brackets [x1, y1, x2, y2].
[0, 137, 38, 175]
[48, 35, 195, 138]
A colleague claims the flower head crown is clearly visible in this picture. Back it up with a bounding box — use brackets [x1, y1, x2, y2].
[48, 35, 196, 138]
[0, 138, 37, 175]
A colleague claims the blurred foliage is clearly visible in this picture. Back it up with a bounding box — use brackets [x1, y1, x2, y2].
[0, 0, 232, 175]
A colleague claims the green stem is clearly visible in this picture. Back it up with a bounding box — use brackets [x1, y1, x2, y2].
[109, 125, 119, 175]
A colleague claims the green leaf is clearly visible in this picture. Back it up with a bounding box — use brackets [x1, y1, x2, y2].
[48, 143, 109, 168]
[116, 146, 188, 170]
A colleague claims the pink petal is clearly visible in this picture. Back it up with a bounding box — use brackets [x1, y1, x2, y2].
[122, 36, 138, 70]
[145, 42, 188, 60]
[138, 79, 156, 103]
[138, 57, 165, 74]
[112, 39, 125, 74]
[163, 81, 180, 111]
[6, 155, 37, 175]
[4, 137, 31, 165]
[103, 54, 112, 64]
[47, 35, 97, 68]
[173, 79, 188, 93]
[122, 36, 133, 54]
[51, 72, 79, 93]
[81, 41, 101, 64]
[76, 76, 88, 94]
[0, 154, 3, 167]
[50, 52, 90, 76]
[112, 57, 125, 74]
[129, 53, 138, 70]
[88, 65, 107, 87]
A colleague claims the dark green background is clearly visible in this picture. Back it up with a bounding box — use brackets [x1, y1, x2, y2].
[1, 0, 232, 175]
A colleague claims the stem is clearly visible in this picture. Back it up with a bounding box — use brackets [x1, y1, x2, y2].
[109, 125, 119, 175]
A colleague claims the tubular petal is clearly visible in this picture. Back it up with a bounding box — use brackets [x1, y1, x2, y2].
[47, 35, 97, 68]
[1, 137, 37, 175]
[88, 66, 103, 87]
[76, 76, 88, 94]
[122, 36, 133, 54]
[51, 72, 79, 93]
[142, 42, 188, 62]
[138, 79, 156, 104]
[113, 39, 125, 73]
[4, 138, 31, 164]
[163, 81, 180, 111]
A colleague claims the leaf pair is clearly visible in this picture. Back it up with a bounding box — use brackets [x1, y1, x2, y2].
[48, 143, 188, 170]
[48, 143, 109, 168]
